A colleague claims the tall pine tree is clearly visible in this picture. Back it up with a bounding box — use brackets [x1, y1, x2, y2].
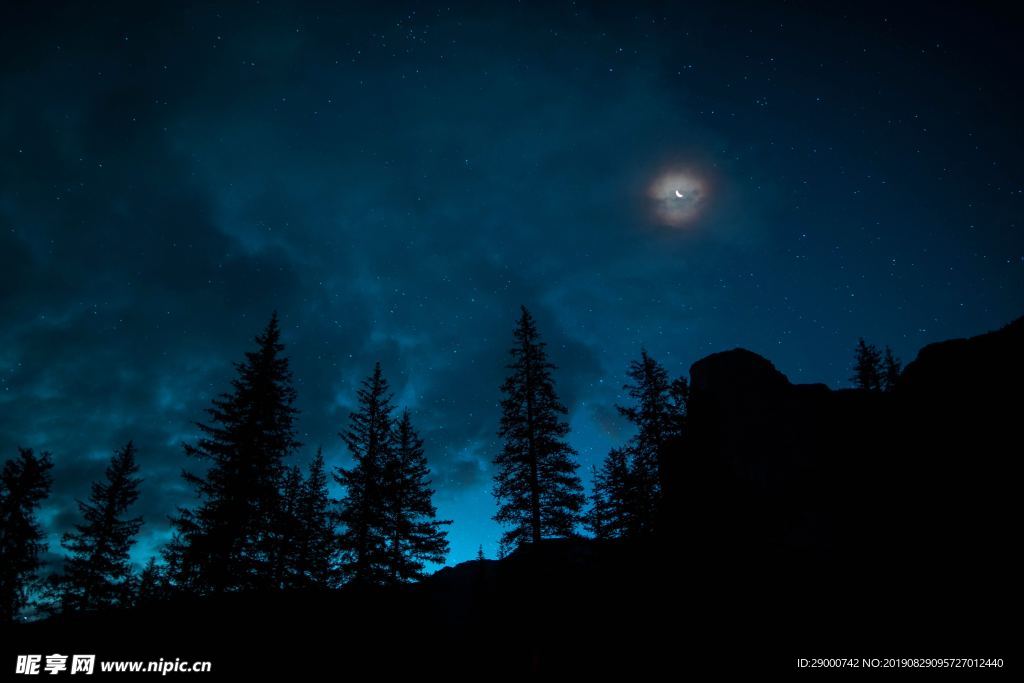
[278, 449, 336, 589]
[334, 363, 394, 585]
[0, 448, 54, 623]
[492, 307, 584, 554]
[592, 350, 686, 538]
[297, 450, 337, 588]
[168, 312, 300, 593]
[882, 346, 902, 393]
[136, 557, 169, 606]
[385, 410, 450, 583]
[273, 464, 306, 589]
[54, 442, 142, 612]
[852, 338, 884, 392]
[589, 449, 636, 539]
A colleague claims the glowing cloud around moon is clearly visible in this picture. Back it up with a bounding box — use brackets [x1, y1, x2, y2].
[648, 170, 708, 227]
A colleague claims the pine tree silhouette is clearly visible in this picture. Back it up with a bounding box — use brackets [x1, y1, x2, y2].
[0, 448, 54, 623]
[278, 449, 336, 589]
[852, 338, 884, 391]
[592, 350, 685, 538]
[274, 464, 306, 589]
[584, 465, 604, 538]
[590, 449, 636, 539]
[298, 450, 337, 588]
[334, 363, 394, 585]
[384, 410, 450, 583]
[669, 376, 690, 428]
[882, 346, 901, 392]
[492, 306, 584, 555]
[53, 441, 142, 612]
[168, 312, 300, 593]
[621, 350, 684, 531]
[159, 532, 188, 595]
[136, 557, 168, 606]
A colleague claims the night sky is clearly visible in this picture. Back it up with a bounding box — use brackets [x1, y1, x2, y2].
[1, 1, 1021, 570]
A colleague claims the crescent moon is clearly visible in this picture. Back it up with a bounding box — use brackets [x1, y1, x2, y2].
[674, 190, 684, 198]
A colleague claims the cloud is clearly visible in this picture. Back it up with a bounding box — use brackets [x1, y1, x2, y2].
[10, 0, 987, 568]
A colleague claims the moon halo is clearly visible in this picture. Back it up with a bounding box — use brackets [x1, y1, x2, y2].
[648, 170, 708, 227]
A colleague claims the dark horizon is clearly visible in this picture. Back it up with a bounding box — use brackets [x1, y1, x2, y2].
[2, 0, 1022, 573]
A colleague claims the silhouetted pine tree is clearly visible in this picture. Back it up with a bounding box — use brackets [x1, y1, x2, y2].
[882, 346, 902, 392]
[168, 312, 300, 593]
[334, 363, 394, 585]
[54, 442, 142, 612]
[584, 465, 604, 538]
[590, 448, 637, 539]
[298, 450, 337, 587]
[493, 307, 584, 554]
[669, 376, 690, 431]
[384, 410, 450, 583]
[273, 464, 305, 589]
[279, 450, 336, 589]
[0, 448, 54, 623]
[852, 338, 884, 392]
[136, 557, 168, 606]
[614, 349, 685, 535]
[159, 532, 188, 595]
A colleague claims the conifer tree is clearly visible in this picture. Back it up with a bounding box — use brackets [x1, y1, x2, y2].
[0, 448, 54, 623]
[492, 307, 584, 554]
[168, 312, 300, 593]
[669, 376, 690, 432]
[384, 410, 450, 583]
[618, 350, 685, 533]
[136, 557, 168, 606]
[55, 442, 142, 612]
[882, 346, 902, 393]
[273, 464, 305, 589]
[591, 350, 686, 538]
[298, 449, 337, 588]
[589, 448, 636, 539]
[584, 465, 604, 538]
[279, 450, 336, 589]
[159, 532, 187, 594]
[334, 363, 394, 585]
[852, 338, 884, 392]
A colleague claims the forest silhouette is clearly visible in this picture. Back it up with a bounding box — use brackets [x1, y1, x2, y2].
[2, 310, 1019, 675]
